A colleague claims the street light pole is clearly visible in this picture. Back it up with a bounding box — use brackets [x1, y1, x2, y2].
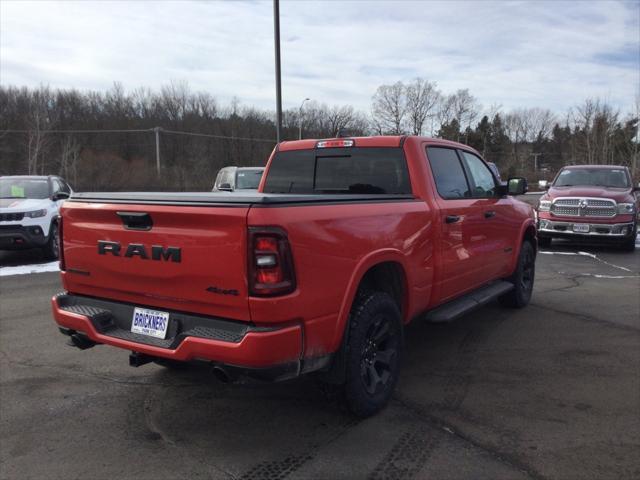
[298, 98, 310, 140]
[273, 0, 283, 143]
[154, 127, 161, 175]
[531, 152, 542, 172]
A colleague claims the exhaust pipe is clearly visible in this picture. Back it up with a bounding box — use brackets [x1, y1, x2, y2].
[69, 333, 96, 350]
[212, 365, 231, 383]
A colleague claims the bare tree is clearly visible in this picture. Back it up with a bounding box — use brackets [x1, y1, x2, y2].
[571, 98, 620, 164]
[371, 82, 407, 135]
[405, 78, 440, 136]
[451, 89, 481, 142]
[26, 87, 54, 174]
[59, 135, 82, 186]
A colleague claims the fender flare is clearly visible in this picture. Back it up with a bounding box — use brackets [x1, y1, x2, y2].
[509, 219, 537, 274]
[329, 248, 410, 351]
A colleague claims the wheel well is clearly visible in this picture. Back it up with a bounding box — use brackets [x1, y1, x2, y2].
[357, 262, 406, 318]
[523, 225, 537, 253]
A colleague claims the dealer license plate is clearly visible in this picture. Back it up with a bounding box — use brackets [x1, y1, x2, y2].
[573, 224, 590, 233]
[131, 307, 170, 339]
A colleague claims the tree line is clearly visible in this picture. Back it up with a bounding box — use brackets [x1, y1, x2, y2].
[0, 80, 637, 191]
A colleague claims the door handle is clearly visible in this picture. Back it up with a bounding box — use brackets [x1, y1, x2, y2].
[484, 210, 496, 219]
[117, 211, 153, 231]
[445, 215, 460, 224]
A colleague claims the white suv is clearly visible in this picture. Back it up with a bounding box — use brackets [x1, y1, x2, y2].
[0, 175, 72, 259]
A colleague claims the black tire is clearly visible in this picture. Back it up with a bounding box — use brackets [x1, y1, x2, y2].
[620, 228, 637, 252]
[499, 241, 535, 308]
[42, 222, 59, 260]
[538, 236, 552, 249]
[344, 292, 402, 417]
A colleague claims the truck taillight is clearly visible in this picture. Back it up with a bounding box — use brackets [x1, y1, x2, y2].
[248, 227, 296, 296]
[58, 216, 65, 271]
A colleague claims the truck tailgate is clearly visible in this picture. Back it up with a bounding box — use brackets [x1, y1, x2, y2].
[60, 201, 250, 321]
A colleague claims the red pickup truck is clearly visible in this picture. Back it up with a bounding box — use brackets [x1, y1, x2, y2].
[51, 136, 536, 416]
[537, 165, 639, 250]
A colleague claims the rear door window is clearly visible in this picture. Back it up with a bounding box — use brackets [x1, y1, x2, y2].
[426, 147, 471, 199]
[263, 148, 411, 194]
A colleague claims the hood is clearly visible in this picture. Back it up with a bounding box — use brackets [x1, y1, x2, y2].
[0, 198, 50, 211]
[546, 186, 634, 203]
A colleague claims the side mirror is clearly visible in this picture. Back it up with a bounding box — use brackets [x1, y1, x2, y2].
[218, 183, 233, 191]
[52, 191, 70, 201]
[507, 177, 528, 196]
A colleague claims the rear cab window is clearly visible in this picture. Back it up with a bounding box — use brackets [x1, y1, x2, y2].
[263, 147, 411, 195]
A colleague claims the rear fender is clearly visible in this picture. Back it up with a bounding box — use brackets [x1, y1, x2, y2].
[330, 249, 409, 352]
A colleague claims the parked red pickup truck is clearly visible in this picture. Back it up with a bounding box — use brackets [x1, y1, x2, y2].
[52, 136, 536, 416]
[537, 165, 639, 250]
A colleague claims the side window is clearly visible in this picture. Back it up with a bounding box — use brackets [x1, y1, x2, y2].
[426, 147, 471, 199]
[461, 152, 496, 198]
[60, 180, 71, 194]
[51, 179, 61, 194]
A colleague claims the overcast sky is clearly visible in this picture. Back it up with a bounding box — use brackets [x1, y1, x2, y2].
[1, 0, 638, 115]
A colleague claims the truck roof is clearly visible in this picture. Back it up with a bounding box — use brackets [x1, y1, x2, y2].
[277, 135, 480, 155]
[561, 165, 629, 170]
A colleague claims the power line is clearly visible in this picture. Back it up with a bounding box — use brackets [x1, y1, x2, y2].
[0, 127, 276, 144]
[1, 128, 153, 134]
[162, 129, 275, 143]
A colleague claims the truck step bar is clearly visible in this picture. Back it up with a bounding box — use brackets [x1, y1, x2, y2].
[425, 280, 514, 323]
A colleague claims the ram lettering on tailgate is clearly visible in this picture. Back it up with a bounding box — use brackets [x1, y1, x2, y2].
[97, 240, 181, 262]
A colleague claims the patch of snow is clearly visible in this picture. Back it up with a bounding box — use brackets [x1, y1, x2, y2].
[0, 262, 59, 277]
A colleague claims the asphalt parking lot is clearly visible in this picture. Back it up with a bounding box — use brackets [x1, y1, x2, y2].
[1, 238, 639, 480]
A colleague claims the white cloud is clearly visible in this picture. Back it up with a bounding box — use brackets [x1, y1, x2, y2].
[0, 0, 637, 115]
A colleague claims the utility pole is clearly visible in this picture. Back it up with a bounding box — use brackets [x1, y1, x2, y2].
[154, 127, 161, 175]
[298, 98, 310, 140]
[273, 0, 283, 143]
[530, 152, 542, 172]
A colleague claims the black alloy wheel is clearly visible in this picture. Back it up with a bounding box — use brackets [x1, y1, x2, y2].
[344, 292, 402, 417]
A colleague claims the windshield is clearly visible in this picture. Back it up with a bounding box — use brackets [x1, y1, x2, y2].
[554, 168, 630, 188]
[235, 169, 263, 190]
[0, 178, 49, 199]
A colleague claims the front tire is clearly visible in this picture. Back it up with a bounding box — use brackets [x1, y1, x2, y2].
[344, 292, 402, 417]
[42, 222, 59, 260]
[499, 241, 535, 308]
[620, 228, 637, 252]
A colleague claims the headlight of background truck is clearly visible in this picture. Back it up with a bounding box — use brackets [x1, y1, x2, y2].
[616, 203, 636, 215]
[24, 209, 47, 218]
[538, 200, 551, 212]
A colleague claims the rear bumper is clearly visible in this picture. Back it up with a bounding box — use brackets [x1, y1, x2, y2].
[52, 293, 306, 378]
[0, 225, 48, 249]
[537, 219, 636, 241]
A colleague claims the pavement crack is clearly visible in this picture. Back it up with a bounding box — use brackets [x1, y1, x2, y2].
[392, 395, 549, 480]
[529, 303, 640, 333]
